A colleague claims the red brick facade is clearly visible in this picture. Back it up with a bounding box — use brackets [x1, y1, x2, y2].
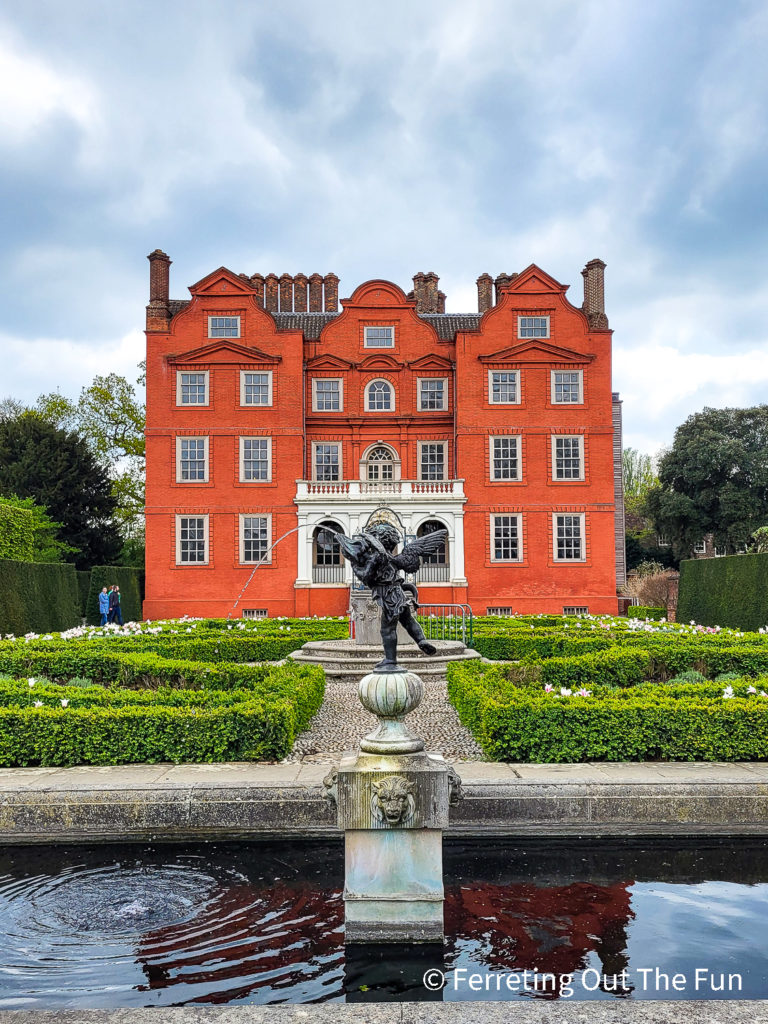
[144, 255, 623, 620]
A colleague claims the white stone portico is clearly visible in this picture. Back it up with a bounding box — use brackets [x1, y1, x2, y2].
[293, 479, 467, 589]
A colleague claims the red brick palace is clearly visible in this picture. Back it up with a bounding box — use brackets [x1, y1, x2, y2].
[143, 253, 626, 620]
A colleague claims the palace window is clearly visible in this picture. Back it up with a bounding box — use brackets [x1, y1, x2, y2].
[176, 515, 208, 564]
[552, 436, 584, 480]
[208, 316, 240, 338]
[239, 437, 271, 481]
[415, 520, 449, 582]
[518, 316, 549, 338]
[554, 514, 585, 561]
[176, 437, 208, 482]
[418, 378, 447, 411]
[419, 442, 446, 481]
[490, 436, 520, 481]
[365, 379, 394, 411]
[365, 445, 396, 482]
[313, 442, 341, 481]
[488, 370, 520, 404]
[240, 371, 272, 406]
[312, 378, 342, 412]
[364, 326, 394, 348]
[491, 515, 522, 562]
[551, 370, 583, 404]
[240, 515, 271, 564]
[176, 371, 208, 406]
[313, 520, 345, 583]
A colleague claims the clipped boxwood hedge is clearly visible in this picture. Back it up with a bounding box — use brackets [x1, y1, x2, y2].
[0, 661, 324, 766]
[0, 503, 34, 560]
[677, 553, 768, 632]
[631, 605, 666, 620]
[0, 559, 81, 636]
[447, 661, 768, 762]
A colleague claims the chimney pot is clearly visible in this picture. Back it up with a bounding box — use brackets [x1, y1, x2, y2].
[423, 271, 439, 313]
[582, 258, 609, 328]
[264, 273, 279, 312]
[294, 273, 308, 312]
[250, 273, 265, 308]
[494, 273, 512, 304]
[437, 290, 446, 313]
[147, 249, 171, 305]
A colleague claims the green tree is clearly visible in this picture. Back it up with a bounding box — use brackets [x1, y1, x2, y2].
[622, 448, 658, 512]
[646, 405, 768, 558]
[0, 495, 78, 563]
[0, 414, 120, 569]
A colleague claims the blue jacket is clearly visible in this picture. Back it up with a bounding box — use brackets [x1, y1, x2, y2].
[98, 592, 110, 614]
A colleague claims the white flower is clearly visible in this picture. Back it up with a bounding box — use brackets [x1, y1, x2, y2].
[544, 684, 553, 693]
[60, 699, 69, 708]
[722, 686, 734, 699]
[560, 687, 572, 697]
[33, 700, 43, 708]
[576, 688, 591, 697]
[748, 686, 757, 694]
[28, 678, 36, 687]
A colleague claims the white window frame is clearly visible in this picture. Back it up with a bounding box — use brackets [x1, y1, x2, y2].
[312, 441, 342, 481]
[312, 377, 344, 412]
[550, 369, 584, 404]
[175, 514, 209, 565]
[239, 436, 272, 482]
[563, 606, 589, 615]
[208, 315, 240, 338]
[175, 436, 209, 483]
[490, 513, 523, 563]
[551, 435, 585, 481]
[176, 370, 209, 407]
[417, 377, 448, 412]
[518, 315, 550, 339]
[553, 513, 586, 562]
[487, 369, 521, 405]
[364, 325, 395, 348]
[242, 608, 268, 619]
[239, 513, 272, 565]
[365, 379, 395, 412]
[239, 370, 273, 407]
[487, 607, 514, 616]
[693, 539, 707, 555]
[418, 441, 447, 481]
[489, 435, 522, 482]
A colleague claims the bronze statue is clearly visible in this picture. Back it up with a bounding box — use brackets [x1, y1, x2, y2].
[337, 521, 447, 672]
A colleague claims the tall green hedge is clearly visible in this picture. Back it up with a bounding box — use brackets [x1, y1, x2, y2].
[0, 503, 34, 561]
[0, 559, 80, 636]
[677, 554, 768, 631]
[86, 566, 143, 624]
[76, 571, 91, 616]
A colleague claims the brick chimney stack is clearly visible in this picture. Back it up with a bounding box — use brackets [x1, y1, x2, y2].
[294, 273, 308, 312]
[581, 258, 609, 329]
[308, 273, 323, 312]
[494, 273, 512, 304]
[279, 273, 293, 311]
[412, 272, 426, 311]
[437, 290, 446, 313]
[477, 273, 493, 314]
[146, 249, 171, 330]
[324, 273, 339, 312]
[423, 272, 439, 313]
[264, 274, 279, 312]
[250, 273, 265, 308]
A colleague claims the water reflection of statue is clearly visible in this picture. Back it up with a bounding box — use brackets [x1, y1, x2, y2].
[337, 522, 447, 672]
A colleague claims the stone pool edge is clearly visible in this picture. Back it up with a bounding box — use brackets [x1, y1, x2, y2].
[0, 999, 767, 1022]
[1, 761, 768, 841]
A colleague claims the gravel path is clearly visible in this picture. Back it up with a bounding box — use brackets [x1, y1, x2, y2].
[287, 674, 484, 763]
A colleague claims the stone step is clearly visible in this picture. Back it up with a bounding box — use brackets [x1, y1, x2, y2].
[288, 638, 481, 681]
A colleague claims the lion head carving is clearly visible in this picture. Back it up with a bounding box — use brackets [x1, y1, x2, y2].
[371, 774, 416, 825]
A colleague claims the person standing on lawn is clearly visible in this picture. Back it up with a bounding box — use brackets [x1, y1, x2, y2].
[98, 586, 110, 626]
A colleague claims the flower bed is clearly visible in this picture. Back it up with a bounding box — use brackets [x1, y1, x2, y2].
[0, 617, 334, 767]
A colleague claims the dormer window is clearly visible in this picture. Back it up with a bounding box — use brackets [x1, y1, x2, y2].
[518, 316, 549, 338]
[364, 326, 394, 348]
[208, 316, 240, 338]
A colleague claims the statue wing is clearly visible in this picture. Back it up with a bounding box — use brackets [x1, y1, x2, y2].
[390, 530, 448, 573]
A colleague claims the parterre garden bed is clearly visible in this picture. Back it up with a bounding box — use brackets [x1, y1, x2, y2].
[450, 613, 768, 761]
[0, 617, 347, 767]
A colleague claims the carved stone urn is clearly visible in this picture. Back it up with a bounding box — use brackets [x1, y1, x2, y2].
[357, 669, 424, 754]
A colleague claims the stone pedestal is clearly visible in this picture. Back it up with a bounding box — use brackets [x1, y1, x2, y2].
[337, 750, 450, 943]
[350, 590, 411, 646]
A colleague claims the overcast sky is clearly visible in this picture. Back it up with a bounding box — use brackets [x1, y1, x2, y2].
[1, 0, 767, 455]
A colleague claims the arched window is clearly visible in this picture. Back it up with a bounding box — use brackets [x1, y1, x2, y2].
[313, 520, 345, 584]
[367, 446, 394, 481]
[366, 379, 394, 411]
[416, 519, 449, 583]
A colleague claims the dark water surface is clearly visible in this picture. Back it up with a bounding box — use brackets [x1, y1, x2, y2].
[0, 838, 766, 1007]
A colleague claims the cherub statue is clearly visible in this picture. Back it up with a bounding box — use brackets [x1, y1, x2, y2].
[337, 521, 448, 671]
